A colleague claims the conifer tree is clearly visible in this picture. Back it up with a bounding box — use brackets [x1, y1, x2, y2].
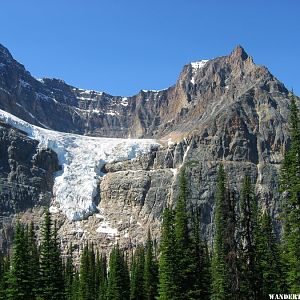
[0, 252, 9, 300]
[211, 165, 231, 300]
[143, 230, 158, 300]
[39, 209, 65, 300]
[130, 245, 145, 300]
[107, 244, 130, 300]
[71, 271, 80, 300]
[238, 175, 260, 299]
[79, 244, 92, 300]
[6, 221, 32, 300]
[97, 253, 107, 300]
[189, 207, 211, 300]
[174, 169, 193, 299]
[256, 210, 286, 297]
[27, 222, 40, 299]
[280, 93, 300, 292]
[65, 245, 74, 300]
[157, 208, 179, 300]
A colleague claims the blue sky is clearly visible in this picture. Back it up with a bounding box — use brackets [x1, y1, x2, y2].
[0, 0, 299, 96]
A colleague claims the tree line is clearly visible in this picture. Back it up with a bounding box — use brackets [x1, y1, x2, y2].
[0, 95, 299, 299]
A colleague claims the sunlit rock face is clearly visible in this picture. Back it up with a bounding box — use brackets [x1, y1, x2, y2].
[0, 43, 296, 253]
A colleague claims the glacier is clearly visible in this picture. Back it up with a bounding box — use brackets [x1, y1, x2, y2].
[0, 109, 160, 221]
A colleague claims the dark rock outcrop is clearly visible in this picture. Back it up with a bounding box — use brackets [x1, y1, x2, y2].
[0, 121, 60, 214]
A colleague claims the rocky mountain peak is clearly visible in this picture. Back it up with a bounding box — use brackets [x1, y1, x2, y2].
[230, 44, 249, 61]
[0, 43, 13, 60]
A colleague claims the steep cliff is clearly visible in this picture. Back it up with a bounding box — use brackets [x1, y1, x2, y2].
[0, 43, 296, 254]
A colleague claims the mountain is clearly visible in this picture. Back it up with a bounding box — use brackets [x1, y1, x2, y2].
[0, 43, 295, 254]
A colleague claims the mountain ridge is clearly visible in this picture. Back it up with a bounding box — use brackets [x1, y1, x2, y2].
[0, 43, 296, 254]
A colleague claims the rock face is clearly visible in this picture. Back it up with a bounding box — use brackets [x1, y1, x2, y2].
[0, 121, 60, 214]
[0, 43, 296, 253]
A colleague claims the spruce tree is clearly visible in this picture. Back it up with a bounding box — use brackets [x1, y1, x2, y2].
[157, 208, 179, 300]
[256, 210, 286, 297]
[174, 169, 193, 299]
[107, 244, 130, 300]
[238, 175, 260, 299]
[280, 93, 300, 292]
[143, 230, 158, 300]
[39, 209, 65, 300]
[97, 253, 107, 300]
[130, 245, 145, 300]
[189, 207, 211, 300]
[79, 244, 91, 300]
[27, 222, 40, 299]
[6, 221, 32, 300]
[211, 165, 232, 300]
[65, 245, 74, 300]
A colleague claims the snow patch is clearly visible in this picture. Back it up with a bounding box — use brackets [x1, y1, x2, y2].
[0, 63, 6, 68]
[49, 206, 59, 214]
[96, 221, 118, 236]
[0, 109, 160, 221]
[120, 97, 128, 106]
[190, 60, 209, 85]
[19, 79, 31, 89]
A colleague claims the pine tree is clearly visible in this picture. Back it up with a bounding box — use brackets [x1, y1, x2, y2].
[211, 165, 232, 300]
[280, 93, 300, 292]
[130, 245, 145, 300]
[143, 230, 158, 300]
[107, 244, 130, 300]
[157, 208, 179, 300]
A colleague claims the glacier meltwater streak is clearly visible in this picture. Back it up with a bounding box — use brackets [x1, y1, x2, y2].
[0, 109, 160, 221]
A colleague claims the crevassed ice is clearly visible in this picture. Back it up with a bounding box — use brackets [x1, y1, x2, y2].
[0, 109, 160, 221]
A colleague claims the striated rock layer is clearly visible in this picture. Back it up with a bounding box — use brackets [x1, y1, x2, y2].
[0, 43, 297, 254]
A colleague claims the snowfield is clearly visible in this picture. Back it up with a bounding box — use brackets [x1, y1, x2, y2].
[0, 109, 160, 221]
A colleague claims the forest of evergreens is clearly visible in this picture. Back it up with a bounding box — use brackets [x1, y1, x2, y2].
[0, 95, 299, 299]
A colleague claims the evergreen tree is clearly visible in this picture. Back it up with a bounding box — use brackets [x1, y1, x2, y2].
[256, 210, 286, 297]
[211, 165, 232, 300]
[143, 230, 158, 300]
[189, 207, 211, 300]
[27, 222, 40, 299]
[71, 271, 80, 300]
[6, 221, 32, 300]
[157, 208, 179, 300]
[280, 93, 300, 292]
[79, 244, 93, 300]
[97, 253, 107, 300]
[65, 245, 74, 300]
[39, 209, 65, 300]
[238, 175, 260, 299]
[130, 245, 145, 300]
[174, 169, 193, 299]
[107, 244, 130, 300]
[0, 253, 9, 300]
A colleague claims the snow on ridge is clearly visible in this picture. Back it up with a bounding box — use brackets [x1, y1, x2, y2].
[190, 59, 209, 85]
[0, 109, 160, 221]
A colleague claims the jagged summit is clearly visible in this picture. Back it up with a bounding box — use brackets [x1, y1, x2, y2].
[230, 44, 249, 60]
[0, 42, 295, 253]
[0, 43, 290, 140]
